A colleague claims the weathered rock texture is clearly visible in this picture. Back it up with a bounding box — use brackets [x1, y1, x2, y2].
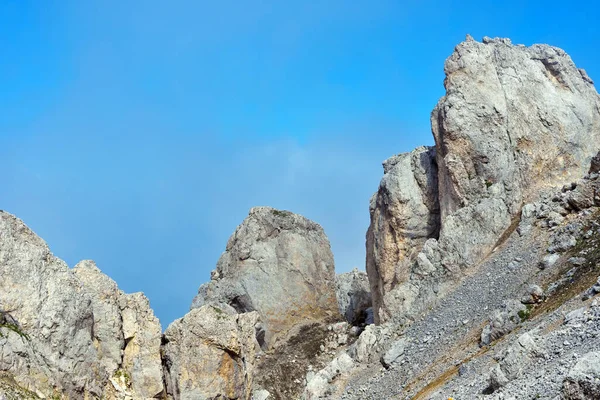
[0, 211, 163, 398]
[162, 306, 260, 400]
[590, 151, 600, 174]
[0, 211, 102, 397]
[366, 146, 440, 323]
[192, 207, 339, 347]
[564, 351, 600, 399]
[367, 36, 600, 324]
[74, 260, 164, 398]
[480, 299, 527, 345]
[335, 268, 372, 325]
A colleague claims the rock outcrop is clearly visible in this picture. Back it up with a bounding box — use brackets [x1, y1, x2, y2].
[2, 35, 599, 400]
[162, 306, 260, 400]
[0, 206, 342, 399]
[0, 211, 103, 397]
[74, 260, 164, 398]
[480, 299, 528, 345]
[367, 36, 600, 324]
[192, 207, 339, 347]
[335, 268, 372, 325]
[564, 351, 600, 399]
[0, 211, 164, 399]
[366, 146, 439, 323]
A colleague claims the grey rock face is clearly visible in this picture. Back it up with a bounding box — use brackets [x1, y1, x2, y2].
[162, 306, 260, 400]
[433, 37, 600, 221]
[0, 211, 101, 397]
[74, 261, 164, 399]
[192, 207, 339, 347]
[335, 268, 372, 325]
[564, 351, 600, 399]
[0, 211, 164, 399]
[366, 146, 439, 323]
[367, 36, 600, 324]
[73, 261, 124, 377]
[119, 293, 164, 398]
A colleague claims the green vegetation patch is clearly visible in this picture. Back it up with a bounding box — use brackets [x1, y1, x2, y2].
[271, 209, 293, 218]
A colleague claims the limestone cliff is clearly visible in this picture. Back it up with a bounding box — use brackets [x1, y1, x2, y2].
[0, 211, 163, 399]
[192, 206, 340, 348]
[162, 306, 260, 400]
[367, 36, 600, 324]
[0, 206, 342, 400]
[2, 35, 600, 400]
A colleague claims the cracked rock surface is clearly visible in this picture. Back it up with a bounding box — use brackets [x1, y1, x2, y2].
[192, 206, 340, 348]
[367, 35, 600, 325]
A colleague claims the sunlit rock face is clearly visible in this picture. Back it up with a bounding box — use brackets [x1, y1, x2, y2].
[162, 306, 260, 400]
[367, 36, 600, 324]
[0, 211, 164, 399]
[192, 206, 340, 348]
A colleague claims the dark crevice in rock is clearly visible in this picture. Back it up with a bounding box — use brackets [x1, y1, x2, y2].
[228, 294, 255, 314]
[159, 335, 173, 400]
[539, 57, 569, 89]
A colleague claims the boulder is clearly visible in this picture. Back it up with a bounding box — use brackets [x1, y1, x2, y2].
[488, 332, 543, 391]
[481, 300, 528, 345]
[540, 254, 560, 269]
[367, 35, 600, 323]
[520, 284, 544, 304]
[162, 306, 260, 400]
[563, 351, 600, 399]
[304, 352, 354, 399]
[381, 337, 408, 368]
[348, 324, 392, 364]
[565, 172, 600, 211]
[335, 268, 372, 325]
[192, 207, 339, 347]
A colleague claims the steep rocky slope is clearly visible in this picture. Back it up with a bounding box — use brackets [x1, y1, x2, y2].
[314, 36, 600, 399]
[333, 170, 600, 399]
[1, 35, 599, 400]
[367, 35, 600, 325]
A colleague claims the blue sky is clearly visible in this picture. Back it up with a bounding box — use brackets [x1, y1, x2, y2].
[1, 0, 598, 327]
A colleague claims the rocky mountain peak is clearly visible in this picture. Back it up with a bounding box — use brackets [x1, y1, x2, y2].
[368, 35, 600, 324]
[192, 207, 339, 348]
[2, 35, 600, 400]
